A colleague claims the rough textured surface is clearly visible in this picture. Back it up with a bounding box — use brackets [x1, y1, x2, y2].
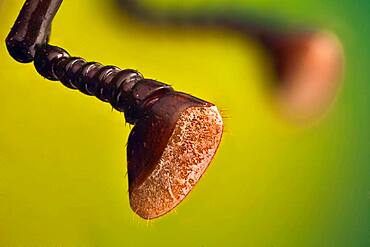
[130, 105, 223, 219]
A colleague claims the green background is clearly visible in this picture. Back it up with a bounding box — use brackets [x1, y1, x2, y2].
[0, 0, 368, 246]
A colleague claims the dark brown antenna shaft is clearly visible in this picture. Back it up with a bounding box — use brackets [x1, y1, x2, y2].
[6, 0, 224, 219]
[6, 0, 63, 63]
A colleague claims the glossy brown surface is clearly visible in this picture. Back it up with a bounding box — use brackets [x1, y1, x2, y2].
[127, 92, 209, 190]
[32, 44, 224, 219]
[6, 0, 224, 219]
[33, 44, 174, 124]
[6, 0, 63, 63]
[129, 104, 223, 219]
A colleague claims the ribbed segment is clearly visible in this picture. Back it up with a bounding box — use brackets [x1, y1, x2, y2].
[34, 44, 173, 124]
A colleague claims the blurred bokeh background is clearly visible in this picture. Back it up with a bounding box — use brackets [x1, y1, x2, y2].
[0, 0, 368, 246]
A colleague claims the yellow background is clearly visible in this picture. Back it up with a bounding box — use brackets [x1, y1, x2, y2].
[0, 0, 368, 246]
